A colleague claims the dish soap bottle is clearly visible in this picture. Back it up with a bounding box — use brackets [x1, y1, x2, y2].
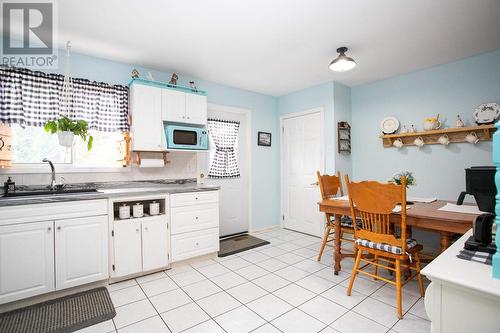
[4, 177, 15, 195]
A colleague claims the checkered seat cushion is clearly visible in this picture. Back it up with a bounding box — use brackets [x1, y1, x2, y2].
[355, 238, 418, 255]
[329, 216, 362, 228]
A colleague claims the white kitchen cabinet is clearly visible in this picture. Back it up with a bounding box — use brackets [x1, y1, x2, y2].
[142, 218, 169, 272]
[171, 204, 218, 234]
[170, 191, 219, 263]
[185, 93, 207, 125]
[171, 228, 219, 262]
[113, 222, 143, 277]
[162, 89, 186, 123]
[130, 84, 163, 151]
[55, 216, 108, 290]
[0, 221, 55, 304]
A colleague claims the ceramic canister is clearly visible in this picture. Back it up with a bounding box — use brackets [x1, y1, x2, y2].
[119, 204, 130, 219]
[133, 203, 144, 218]
[149, 201, 160, 215]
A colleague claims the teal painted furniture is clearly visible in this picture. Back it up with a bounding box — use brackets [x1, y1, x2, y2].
[493, 121, 500, 278]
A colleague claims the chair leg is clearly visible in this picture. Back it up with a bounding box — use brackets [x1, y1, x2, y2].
[373, 255, 378, 279]
[414, 253, 425, 297]
[317, 225, 331, 261]
[347, 249, 362, 296]
[395, 259, 403, 319]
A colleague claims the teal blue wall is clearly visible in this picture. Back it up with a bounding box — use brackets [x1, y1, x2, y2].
[351, 49, 500, 202]
[47, 50, 280, 231]
[277, 82, 336, 173]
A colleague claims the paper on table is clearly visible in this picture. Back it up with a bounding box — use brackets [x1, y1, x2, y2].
[392, 205, 411, 213]
[407, 196, 437, 203]
[328, 195, 349, 201]
[438, 203, 486, 215]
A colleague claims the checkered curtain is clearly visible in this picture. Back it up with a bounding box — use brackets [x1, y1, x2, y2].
[0, 66, 129, 132]
[207, 118, 240, 178]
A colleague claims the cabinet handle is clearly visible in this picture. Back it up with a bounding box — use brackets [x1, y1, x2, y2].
[196, 242, 199, 246]
[182, 116, 185, 119]
[145, 226, 148, 231]
[187, 116, 190, 120]
[47, 227, 52, 231]
[195, 197, 198, 200]
[195, 216, 199, 220]
[57, 226, 61, 231]
[136, 228, 140, 232]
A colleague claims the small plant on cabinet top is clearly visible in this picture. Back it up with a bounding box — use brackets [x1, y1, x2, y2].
[389, 171, 416, 188]
[44, 116, 94, 151]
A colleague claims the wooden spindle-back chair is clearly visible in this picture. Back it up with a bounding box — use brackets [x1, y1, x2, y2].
[316, 171, 355, 261]
[344, 175, 425, 319]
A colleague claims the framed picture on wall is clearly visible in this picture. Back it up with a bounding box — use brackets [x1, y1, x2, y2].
[258, 131, 272, 146]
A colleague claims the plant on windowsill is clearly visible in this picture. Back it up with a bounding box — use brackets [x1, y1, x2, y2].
[44, 117, 94, 150]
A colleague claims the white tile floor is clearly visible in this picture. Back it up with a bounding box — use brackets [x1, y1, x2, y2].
[78, 228, 431, 333]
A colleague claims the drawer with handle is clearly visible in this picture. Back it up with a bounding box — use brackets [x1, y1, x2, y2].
[171, 227, 219, 262]
[171, 203, 218, 235]
[170, 191, 218, 207]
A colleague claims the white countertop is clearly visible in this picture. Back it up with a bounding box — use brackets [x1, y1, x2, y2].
[422, 229, 500, 298]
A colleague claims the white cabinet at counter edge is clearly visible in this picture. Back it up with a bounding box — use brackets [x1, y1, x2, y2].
[170, 190, 220, 263]
[0, 199, 109, 305]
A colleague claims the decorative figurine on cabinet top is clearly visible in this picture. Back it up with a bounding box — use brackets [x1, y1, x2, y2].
[189, 81, 198, 92]
[131, 68, 140, 78]
[169, 73, 179, 85]
[456, 115, 465, 128]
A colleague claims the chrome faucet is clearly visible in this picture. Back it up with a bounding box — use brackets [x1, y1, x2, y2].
[42, 158, 57, 190]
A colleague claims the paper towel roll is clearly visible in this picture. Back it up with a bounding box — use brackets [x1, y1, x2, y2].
[140, 158, 164, 168]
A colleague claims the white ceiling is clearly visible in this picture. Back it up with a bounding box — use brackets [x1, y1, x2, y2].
[36, 1, 500, 95]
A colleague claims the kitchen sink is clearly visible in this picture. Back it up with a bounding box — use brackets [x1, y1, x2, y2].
[2, 188, 99, 198]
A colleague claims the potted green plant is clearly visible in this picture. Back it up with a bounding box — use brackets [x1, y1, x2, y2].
[44, 117, 94, 150]
[389, 171, 416, 188]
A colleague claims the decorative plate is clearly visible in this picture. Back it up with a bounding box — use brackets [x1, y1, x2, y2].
[380, 116, 400, 134]
[473, 103, 500, 124]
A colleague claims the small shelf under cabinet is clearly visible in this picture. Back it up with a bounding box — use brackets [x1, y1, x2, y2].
[380, 124, 495, 147]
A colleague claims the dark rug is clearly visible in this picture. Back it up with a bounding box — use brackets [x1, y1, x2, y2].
[0, 287, 116, 333]
[219, 234, 270, 257]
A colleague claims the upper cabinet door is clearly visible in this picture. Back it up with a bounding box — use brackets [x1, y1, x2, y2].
[54, 216, 108, 290]
[130, 84, 163, 151]
[0, 221, 55, 304]
[163, 89, 186, 123]
[185, 94, 208, 125]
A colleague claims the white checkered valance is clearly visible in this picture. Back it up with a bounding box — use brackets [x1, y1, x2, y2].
[0, 66, 129, 132]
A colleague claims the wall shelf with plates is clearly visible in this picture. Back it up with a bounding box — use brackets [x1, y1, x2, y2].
[380, 124, 496, 148]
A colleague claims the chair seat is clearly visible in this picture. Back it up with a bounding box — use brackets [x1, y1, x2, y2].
[330, 216, 362, 228]
[355, 238, 418, 255]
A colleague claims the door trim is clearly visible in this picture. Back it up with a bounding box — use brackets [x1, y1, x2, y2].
[206, 103, 253, 233]
[280, 107, 325, 231]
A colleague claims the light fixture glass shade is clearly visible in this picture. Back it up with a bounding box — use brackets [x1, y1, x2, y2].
[329, 47, 356, 72]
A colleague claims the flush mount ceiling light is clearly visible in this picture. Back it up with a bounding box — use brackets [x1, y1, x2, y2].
[329, 47, 356, 72]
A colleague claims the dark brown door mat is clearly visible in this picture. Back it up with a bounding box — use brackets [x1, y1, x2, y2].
[0, 287, 116, 333]
[219, 234, 270, 257]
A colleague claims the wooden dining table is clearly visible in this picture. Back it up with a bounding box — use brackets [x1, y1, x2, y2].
[318, 199, 479, 275]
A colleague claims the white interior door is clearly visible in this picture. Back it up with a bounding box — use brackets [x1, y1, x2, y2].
[282, 110, 323, 236]
[198, 107, 249, 237]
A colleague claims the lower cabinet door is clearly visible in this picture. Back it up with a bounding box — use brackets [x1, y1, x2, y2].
[171, 228, 219, 262]
[113, 222, 142, 277]
[0, 221, 55, 304]
[142, 217, 169, 271]
[55, 216, 108, 290]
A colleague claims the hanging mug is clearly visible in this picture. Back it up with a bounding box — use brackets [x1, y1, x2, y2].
[393, 138, 404, 148]
[414, 136, 425, 148]
[465, 132, 479, 144]
[438, 134, 450, 145]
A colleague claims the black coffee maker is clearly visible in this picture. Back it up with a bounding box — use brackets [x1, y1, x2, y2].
[458, 166, 497, 254]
